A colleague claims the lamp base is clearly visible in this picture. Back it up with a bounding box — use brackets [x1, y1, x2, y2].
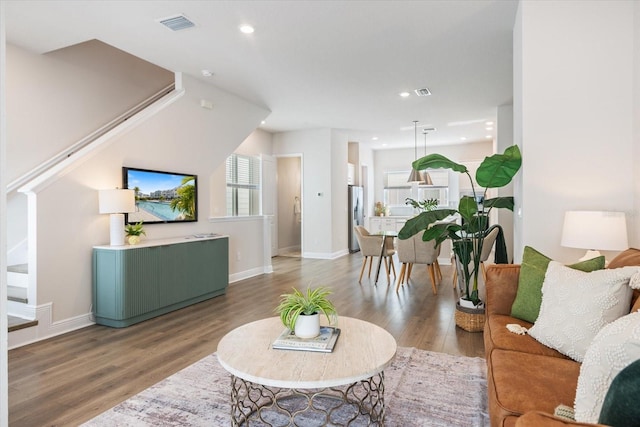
[578, 249, 602, 262]
[109, 213, 126, 246]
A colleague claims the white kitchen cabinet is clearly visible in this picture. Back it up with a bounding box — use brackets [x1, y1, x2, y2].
[368, 217, 410, 233]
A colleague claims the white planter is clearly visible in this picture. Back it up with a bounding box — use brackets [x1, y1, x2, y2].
[294, 313, 320, 338]
[459, 298, 484, 310]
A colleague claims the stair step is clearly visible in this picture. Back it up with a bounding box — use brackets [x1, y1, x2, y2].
[8, 285, 28, 304]
[8, 263, 28, 274]
[8, 315, 38, 333]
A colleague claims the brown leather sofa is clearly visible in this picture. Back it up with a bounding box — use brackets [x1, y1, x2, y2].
[484, 248, 640, 427]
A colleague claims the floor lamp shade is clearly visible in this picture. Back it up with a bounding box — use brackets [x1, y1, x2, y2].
[561, 211, 628, 260]
[99, 189, 136, 246]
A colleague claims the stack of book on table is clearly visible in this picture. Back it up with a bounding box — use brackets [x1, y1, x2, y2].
[272, 326, 341, 353]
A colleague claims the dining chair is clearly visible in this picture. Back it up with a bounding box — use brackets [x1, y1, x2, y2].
[353, 226, 396, 284]
[396, 231, 440, 294]
[451, 225, 501, 287]
[395, 233, 416, 292]
[413, 231, 441, 294]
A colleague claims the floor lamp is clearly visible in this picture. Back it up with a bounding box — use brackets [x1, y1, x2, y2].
[99, 189, 136, 246]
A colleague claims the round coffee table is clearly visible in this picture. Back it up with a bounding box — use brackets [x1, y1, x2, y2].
[217, 316, 397, 426]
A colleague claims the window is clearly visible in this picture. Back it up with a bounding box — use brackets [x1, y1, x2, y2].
[226, 153, 261, 216]
[383, 171, 412, 206]
[384, 169, 450, 208]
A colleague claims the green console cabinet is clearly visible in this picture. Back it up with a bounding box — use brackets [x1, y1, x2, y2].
[92, 236, 229, 327]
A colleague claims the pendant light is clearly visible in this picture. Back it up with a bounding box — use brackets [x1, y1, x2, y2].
[421, 129, 434, 185]
[407, 120, 424, 183]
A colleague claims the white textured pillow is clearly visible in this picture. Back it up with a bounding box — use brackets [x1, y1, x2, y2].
[574, 311, 640, 423]
[528, 262, 640, 362]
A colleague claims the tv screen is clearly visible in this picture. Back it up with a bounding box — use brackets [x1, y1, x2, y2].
[123, 167, 198, 224]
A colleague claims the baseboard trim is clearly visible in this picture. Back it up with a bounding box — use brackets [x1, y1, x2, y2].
[8, 303, 94, 350]
[229, 267, 266, 284]
[303, 249, 349, 260]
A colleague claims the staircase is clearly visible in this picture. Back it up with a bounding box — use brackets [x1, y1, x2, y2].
[8, 263, 28, 303]
[7, 263, 38, 332]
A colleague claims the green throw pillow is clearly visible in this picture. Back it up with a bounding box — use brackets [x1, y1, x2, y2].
[510, 246, 605, 323]
[598, 359, 640, 427]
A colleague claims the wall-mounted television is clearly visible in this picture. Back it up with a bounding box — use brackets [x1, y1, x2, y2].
[123, 167, 198, 225]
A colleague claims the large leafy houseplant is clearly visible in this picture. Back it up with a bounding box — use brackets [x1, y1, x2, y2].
[398, 145, 522, 306]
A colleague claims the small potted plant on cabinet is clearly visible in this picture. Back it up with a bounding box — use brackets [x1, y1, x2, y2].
[124, 221, 146, 245]
[275, 287, 338, 338]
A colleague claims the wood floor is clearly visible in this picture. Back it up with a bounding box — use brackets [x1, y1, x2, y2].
[8, 252, 484, 426]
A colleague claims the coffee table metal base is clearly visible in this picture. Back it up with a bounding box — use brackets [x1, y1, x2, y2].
[230, 373, 385, 426]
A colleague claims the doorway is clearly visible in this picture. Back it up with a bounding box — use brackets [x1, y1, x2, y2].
[276, 156, 302, 257]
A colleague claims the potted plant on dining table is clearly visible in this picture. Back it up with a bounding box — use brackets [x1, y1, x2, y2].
[398, 145, 522, 330]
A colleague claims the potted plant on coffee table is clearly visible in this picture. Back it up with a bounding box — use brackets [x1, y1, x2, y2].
[398, 145, 522, 322]
[275, 286, 338, 338]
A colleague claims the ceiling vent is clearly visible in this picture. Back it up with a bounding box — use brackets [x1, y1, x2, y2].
[157, 14, 195, 31]
[414, 88, 432, 97]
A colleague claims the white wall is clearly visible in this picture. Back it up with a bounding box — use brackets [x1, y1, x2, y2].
[330, 130, 349, 254]
[514, 0, 637, 262]
[273, 129, 337, 258]
[497, 104, 515, 262]
[6, 41, 173, 183]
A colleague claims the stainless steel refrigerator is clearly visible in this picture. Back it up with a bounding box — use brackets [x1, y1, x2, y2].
[348, 185, 364, 253]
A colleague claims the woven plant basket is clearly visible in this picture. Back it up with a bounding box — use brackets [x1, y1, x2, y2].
[455, 302, 485, 332]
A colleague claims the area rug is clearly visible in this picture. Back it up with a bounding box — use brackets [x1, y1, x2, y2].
[82, 347, 488, 426]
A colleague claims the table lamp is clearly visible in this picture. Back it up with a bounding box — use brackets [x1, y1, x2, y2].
[561, 211, 628, 261]
[99, 189, 136, 246]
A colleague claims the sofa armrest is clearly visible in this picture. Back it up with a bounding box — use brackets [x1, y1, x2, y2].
[515, 411, 607, 427]
[485, 264, 521, 316]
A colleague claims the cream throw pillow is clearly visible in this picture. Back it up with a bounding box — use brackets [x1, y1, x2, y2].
[574, 311, 640, 423]
[528, 262, 640, 362]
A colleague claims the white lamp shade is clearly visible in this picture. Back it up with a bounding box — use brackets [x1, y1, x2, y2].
[561, 211, 628, 251]
[99, 189, 135, 214]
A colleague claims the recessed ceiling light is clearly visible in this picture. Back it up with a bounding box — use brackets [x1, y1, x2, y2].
[460, 137, 467, 141]
[399, 92, 410, 98]
[485, 121, 494, 126]
[240, 24, 255, 34]
[486, 135, 492, 139]
[261, 120, 266, 125]
[201, 69, 213, 77]
[382, 143, 388, 147]
[372, 136, 379, 141]
[486, 127, 493, 131]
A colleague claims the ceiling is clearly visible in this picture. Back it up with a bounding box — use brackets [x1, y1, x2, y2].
[4, 0, 519, 150]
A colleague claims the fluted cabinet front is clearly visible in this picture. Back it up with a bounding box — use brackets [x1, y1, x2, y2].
[92, 236, 229, 327]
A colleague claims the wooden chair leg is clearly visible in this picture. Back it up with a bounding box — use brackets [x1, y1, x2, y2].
[395, 263, 406, 292]
[434, 259, 442, 282]
[390, 256, 396, 278]
[452, 267, 458, 289]
[428, 264, 438, 295]
[407, 263, 413, 282]
[384, 257, 390, 284]
[481, 262, 487, 283]
[359, 257, 368, 282]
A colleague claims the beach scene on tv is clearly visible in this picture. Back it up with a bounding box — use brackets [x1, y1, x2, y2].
[125, 169, 197, 224]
